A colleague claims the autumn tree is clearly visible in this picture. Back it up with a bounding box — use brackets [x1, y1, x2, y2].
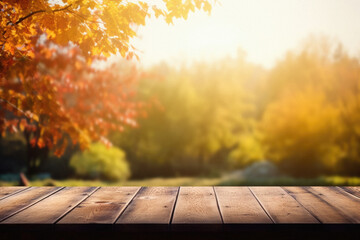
[261, 89, 342, 177]
[1, 0, 212, 58]
[260, 37, 360, 177]
[0, 0, 212, 175]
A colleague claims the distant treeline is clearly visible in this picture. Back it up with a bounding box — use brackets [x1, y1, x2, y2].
[1, 36, 360, 179]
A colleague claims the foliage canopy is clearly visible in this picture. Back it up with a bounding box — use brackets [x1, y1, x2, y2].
[0, 0, 212, 59]
[0, 0, 212, 174]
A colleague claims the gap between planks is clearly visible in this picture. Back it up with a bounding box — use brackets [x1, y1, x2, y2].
[249, 187, 319, 223]
[212, 186, 224, 224]
[111, 187, 142, 224]
[0, 187, 31, 201]
[2, 187, 99, 224]
[169, 186, 181, 225]
[0, 187, 65, 222]
[248, 187, 275, 223]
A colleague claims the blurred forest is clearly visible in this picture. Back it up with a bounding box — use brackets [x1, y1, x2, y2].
[2, 36, 360, 182]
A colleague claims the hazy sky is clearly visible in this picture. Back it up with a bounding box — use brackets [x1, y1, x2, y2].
[130, 0, 360, 68]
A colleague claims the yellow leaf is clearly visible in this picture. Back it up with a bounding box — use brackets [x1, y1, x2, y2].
[32, 114, 39, 122]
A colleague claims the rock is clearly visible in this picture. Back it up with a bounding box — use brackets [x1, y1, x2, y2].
[224, 170, 244, 181]
[224, 161, 280, 181]
[242, 161, 280, 179]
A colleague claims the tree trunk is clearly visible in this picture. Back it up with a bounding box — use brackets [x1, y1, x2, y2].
[19, 172, 30, 186]
[24, 128, 39, 176]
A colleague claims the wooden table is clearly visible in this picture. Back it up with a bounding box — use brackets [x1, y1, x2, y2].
[1, 186, 360, 239]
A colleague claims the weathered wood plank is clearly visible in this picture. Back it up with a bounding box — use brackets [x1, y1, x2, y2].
[0, 185, 359, 230]
[2, 187, 97, 224]
[214, 187, 272, 224]
[58, 187, 139, 224]
[341, 186, 360, 199]
[0, 187, 29, 200]
[307, 187, 360, 223]
[116, 187, 178, 231]
[172, 187, 222, 231]
[283, 187, 352, 223]
[250, 187, 319, 223]
[0, 187, 61, 222]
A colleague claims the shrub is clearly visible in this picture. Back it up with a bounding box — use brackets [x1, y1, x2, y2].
[70, 143, 130, 181]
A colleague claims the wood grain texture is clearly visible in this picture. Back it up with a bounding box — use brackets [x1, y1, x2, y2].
[250, 187, 319, 223]
[0, 187, 61, 222]
[116, 187, 178, 226]
[341, 186, 360, 199]
[172, 187, 222, 231]
[0, 187, 28, 200]
[2, 187, 97, 224]
[58, 187, 139, 224]
[307, 187, 360, 223]
[0, 186, 359, 230]
[283, 187, 351, 223]
[214, 187, 272, 224]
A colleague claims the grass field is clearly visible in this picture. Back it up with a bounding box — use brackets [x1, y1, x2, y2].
[1, 175, 360, 186]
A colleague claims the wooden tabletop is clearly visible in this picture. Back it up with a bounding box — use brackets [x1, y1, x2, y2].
[0, 186, 360, 232]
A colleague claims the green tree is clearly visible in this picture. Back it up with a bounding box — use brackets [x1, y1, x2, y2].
[111, 54, 262, 177]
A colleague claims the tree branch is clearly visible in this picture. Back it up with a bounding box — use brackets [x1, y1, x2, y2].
[1, 4, 73, 47]
[15, 4, 73, 25]
[0, 98, 39, 123]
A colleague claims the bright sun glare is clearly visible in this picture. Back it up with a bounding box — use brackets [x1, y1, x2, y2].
[130, 0, 360, 68]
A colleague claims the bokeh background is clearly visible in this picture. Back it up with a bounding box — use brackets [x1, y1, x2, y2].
[2, 0, 360, 186]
